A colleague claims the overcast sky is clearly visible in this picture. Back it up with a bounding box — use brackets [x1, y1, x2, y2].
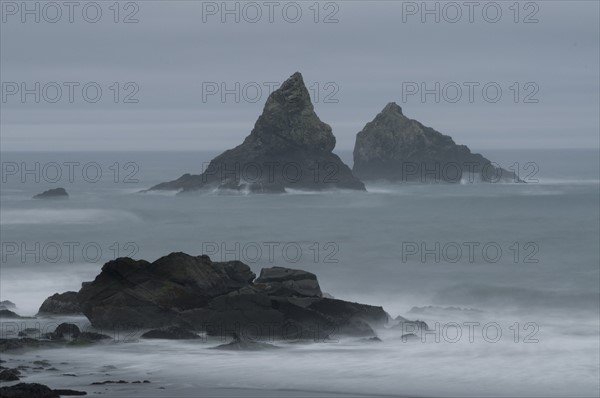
[1, 0, 598, 151]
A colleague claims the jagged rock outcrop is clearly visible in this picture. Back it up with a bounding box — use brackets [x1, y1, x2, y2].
[32, 188, 69, 199]
[353, 103, 522, 183]
[76, 253, 389, 339]
[37, 292, 81, 315]
[78, 253, 256, 329]
[149, 72, 365, 193]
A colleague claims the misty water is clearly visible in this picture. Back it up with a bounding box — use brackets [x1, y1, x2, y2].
[1, 149, 599, 397]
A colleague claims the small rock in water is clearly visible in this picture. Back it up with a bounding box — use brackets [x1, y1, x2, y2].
[32, 360, 52, 367]
[18, 328, 42, 338]
[53, 389, 87, 396]
[51, 323, 81, 340]
[32, 187, 69, 200]
[90, 380, 128, 385]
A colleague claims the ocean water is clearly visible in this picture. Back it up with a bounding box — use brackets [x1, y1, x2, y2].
[0, 149, 598, 397]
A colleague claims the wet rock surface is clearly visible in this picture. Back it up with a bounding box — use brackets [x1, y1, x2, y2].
[76, 252, 389, 339]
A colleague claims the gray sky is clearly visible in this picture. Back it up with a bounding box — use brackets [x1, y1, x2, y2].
[1, 0, 598, 151]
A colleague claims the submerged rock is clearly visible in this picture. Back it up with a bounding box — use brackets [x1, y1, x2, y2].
[18, 329, 38, 338]
[408, 305, 484, 316]
[212, 334, 279, 351]
[353, 103, 522, 183]
[0, 338, 60, 352]
[32, 188, 69, 200]
[90, 380, 128, 385]
[149, 72, 365, 193]
[75, 332, 112, 342]
[52, 389, 87, 396]
[141, 326, 199, 340]
[37, 292, 81, 316]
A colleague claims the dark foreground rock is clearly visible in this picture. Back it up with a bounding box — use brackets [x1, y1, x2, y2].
[0, 383, 86, 397]
[49, 323, 80, 340]
[0, 368, 20, 381]
[76, 253, 389, 339]
[32, 188, 69, 200]
[78, 253, 256, 329]
[353, 103, 522, 183]
[148, 72, 365, 193]
[37, 292, 81, 316]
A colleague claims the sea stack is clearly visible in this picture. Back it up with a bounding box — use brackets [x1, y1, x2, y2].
[353, 103, 522, 183]
[150, 72, 365, 193]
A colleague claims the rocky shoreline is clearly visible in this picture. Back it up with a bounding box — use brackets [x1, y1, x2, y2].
[0, 252, 428, 396]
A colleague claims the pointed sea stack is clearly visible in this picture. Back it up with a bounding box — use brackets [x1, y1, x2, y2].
[150, 72, 365, 193]
[353, 103, 522, 183]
